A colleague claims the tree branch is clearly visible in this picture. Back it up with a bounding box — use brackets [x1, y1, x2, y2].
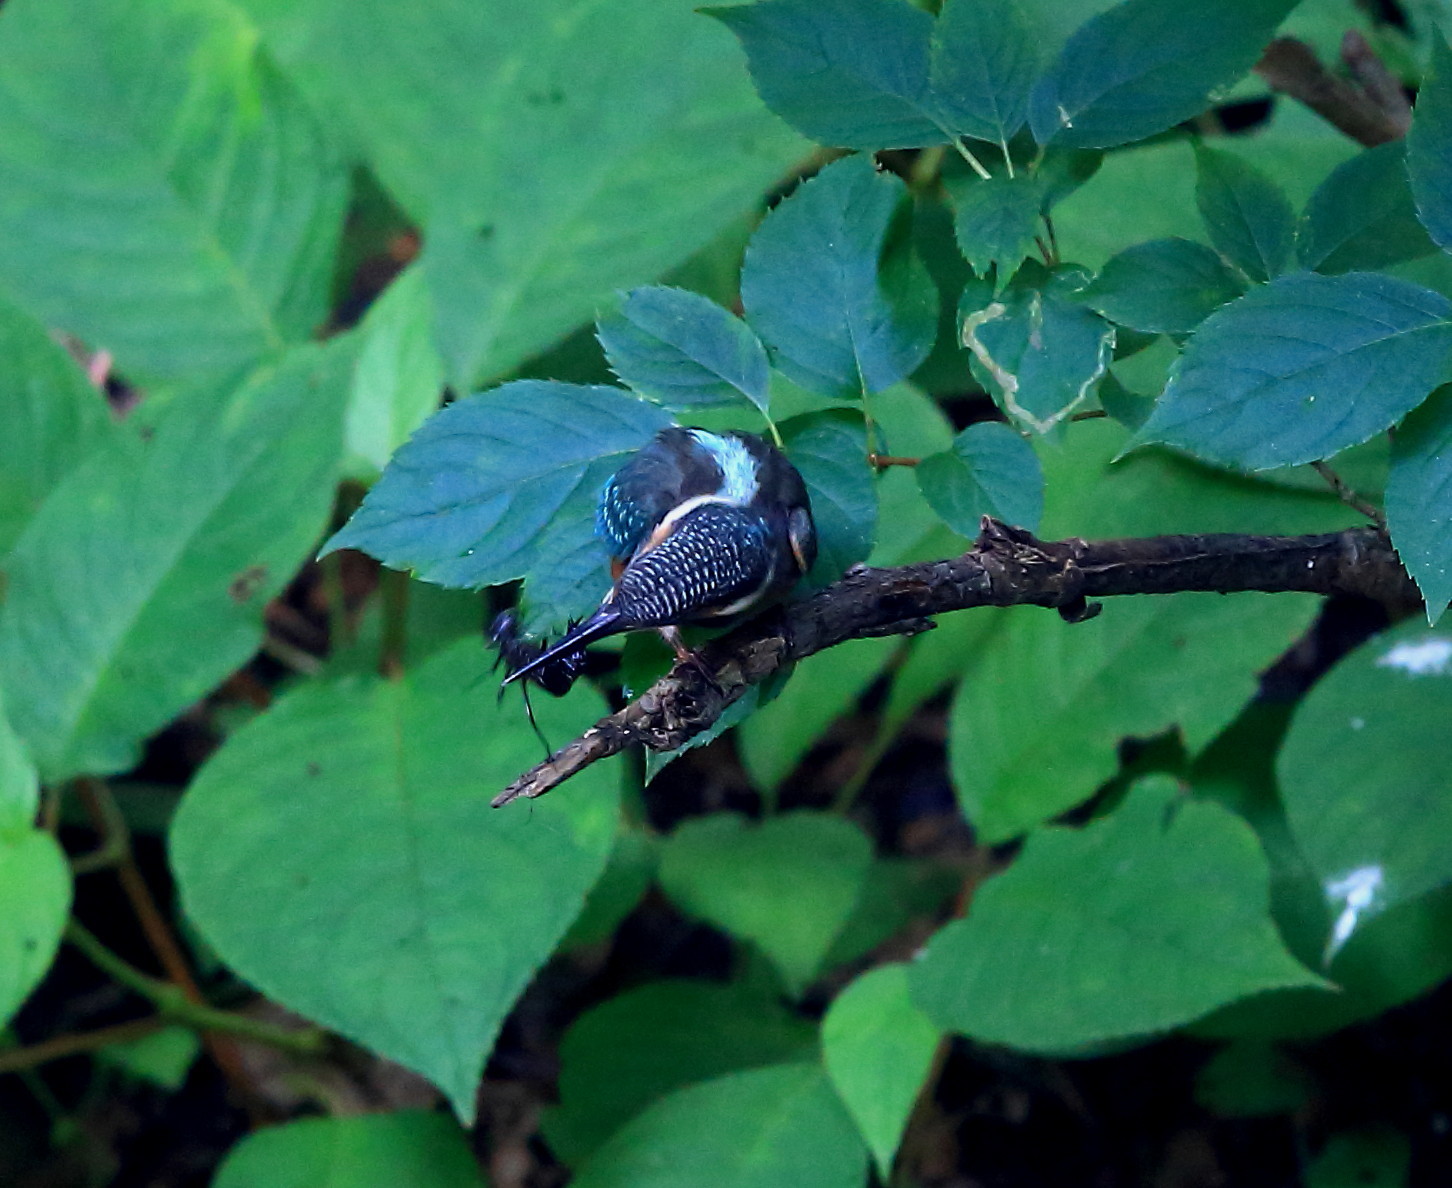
[493, 520, 1420, 807]
[1255, 33, 1411, 148]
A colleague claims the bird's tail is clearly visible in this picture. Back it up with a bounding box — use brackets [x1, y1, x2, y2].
[499, 603, 623, 688]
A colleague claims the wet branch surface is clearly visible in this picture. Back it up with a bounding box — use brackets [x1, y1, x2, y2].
[493, 519, 1418, 806]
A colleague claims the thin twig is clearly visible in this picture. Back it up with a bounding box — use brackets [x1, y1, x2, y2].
[1255, 36, 1408, 147]
[63, 922, 328, 1059]
[869, 454, 921, 469]
[1311, 460, 1386, 528]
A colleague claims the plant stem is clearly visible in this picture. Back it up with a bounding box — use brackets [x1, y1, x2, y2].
[379, 567, 411, 678]
[63, 922, 328, 1058]
[0, 1018, 166, 1075]
[948, 138, 992, 181]
[1311, 460, 1386, 528]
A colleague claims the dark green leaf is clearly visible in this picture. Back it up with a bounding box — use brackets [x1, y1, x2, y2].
[1029, 0, 1296, 148]
[544, 980, 815, 1164]
[1297, 143, 1437, 274]
[737, 637, 897, 790]
[1081, 238, 1245, 334]
[214, 1112, 485, 1188]
[911, 777, 1324, 1050]
[929, 0, 1042, 147]
[171, 641, 620, 1121]
[570, 1063, 867, 1188]
[0, 343, 353, 781]
[781, 410, 877, 581]
[822, 964, 940, 1180]
[708, 0, 946, 150]
[1279, 620, 1452, 957]
[658, 812, 873, 995]
[1194, 1040, 1312, 1118]
[962, 272, 1115, 432]
[244, 0, 806, 387]
[1387, 387, 1452, 623]
[1408, 35, 1452, 252]
[1306, 1128, 1410, 1188]
[742, 156, 937, 398]
[946, 174, 1045, 274]
[917, 421, 1043, 534]
[1136, 272, 1452, 471]
[1194, 145, 1296, 282]
[325, 382, 672, 625]
[598, 286, 770, 413]
[560, 827, 658, 950]
[0, 0, 347, 384]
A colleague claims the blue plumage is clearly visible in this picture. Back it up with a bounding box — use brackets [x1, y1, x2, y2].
[503, 427, 816, 689]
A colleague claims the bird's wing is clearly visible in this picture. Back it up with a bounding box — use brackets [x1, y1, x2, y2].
[596, 428, 723, 560]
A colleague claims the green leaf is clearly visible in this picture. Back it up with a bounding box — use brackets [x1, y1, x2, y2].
[0, 343, 352, 781]
[1028, 0, 1297, 148]
[708, 0, 945, 150]
[1296, 144, 1437, 274]
[822, 964, 940, 1180]
[97, 1027, 201, 1092]
[0, 296, 114, 558]
[571, 1063, 867, 1188]
[1278, 620, 1452, 957]
[658, 811, 873, 995]
[243, 0, 806, 387]
[1135, 272, 1452, 471]
[916, 421, 1044, 535]
[543, 979, 815, 1165]
[1193, 1039, 1312, 1118]
[344, 266, 446, 478]
[930, 0, 1042, 148]
[961, 272, 1115, 433]
[1408, 35, 1452, 252]
[781, 411, 878, 582]
[911, 777, 1323, 1050]
[737, 637, 898, 791]
[214, 1112, 485, 1188]
[598, 286, 770, 413]
[0, 833, 69, 1029]
[1080, 238, 1245, 334]
[1306, 1128, 1410, 1188]
[171, 640, 619, 1121]
[0, 0, 347, 384]
[325, 382, 673, 626]
[742, 156, 937, 399]
[0, 685, 38, 838]
[560, 826, 658, 950]
[946, 174, 1045, 274]
[1388, 387, 1452, 622]
[948, 420, 1337, 841]
[1194, 145, 1296, 282]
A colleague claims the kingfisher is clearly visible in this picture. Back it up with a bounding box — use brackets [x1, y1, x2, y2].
[502, 427, 816, 688]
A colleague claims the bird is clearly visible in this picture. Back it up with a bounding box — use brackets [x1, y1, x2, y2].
[501, 427, 816, 688]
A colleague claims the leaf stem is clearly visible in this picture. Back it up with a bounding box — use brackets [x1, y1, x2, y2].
[947, 138, 992, 181]
[868, 455, 921, 469]
[1311, 460, 1386, 528]
[63, 921, 328, 1058]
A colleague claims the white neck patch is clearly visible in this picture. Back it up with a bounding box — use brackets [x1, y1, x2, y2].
[688, 430, 758, 503]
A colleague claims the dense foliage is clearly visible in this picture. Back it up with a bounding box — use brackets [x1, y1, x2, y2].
[1, 0, 1451, 1184]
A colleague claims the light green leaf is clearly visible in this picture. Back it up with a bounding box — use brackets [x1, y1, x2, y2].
[1296, 143, 1437, 274]
[1136, 272, 1452, 471]
[911, 777, 1324, 1050]
[571, 1063, 867, 1188]
[1080, 238, 1245, 334]
[1386, 385, 1452, 623]
[1408, 34, 1452, 252]
[344, 266, 445, 478]
[241, 0, 806, 386]
[544, 979, 815, 1165]
[822, 964, 939, 1180]
[0, 687, 39, 838]
[0, 294, 114, 557]
[214, 1112, 485, 1188]
[738, 637, 897, 790]
[0, 834, 68, 1029]
[170, 640, 620, 1121]
[1194, 145, 1296, 282]
[0, 342, 352, 781]
[946, 174, 1045, 275]
[916, 420, 1044, 535]
[1278, 620, 1452, 957]
[658, 812, 873, 995]
[743, 156, 938, 399]
[0, 0, 347, 384]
